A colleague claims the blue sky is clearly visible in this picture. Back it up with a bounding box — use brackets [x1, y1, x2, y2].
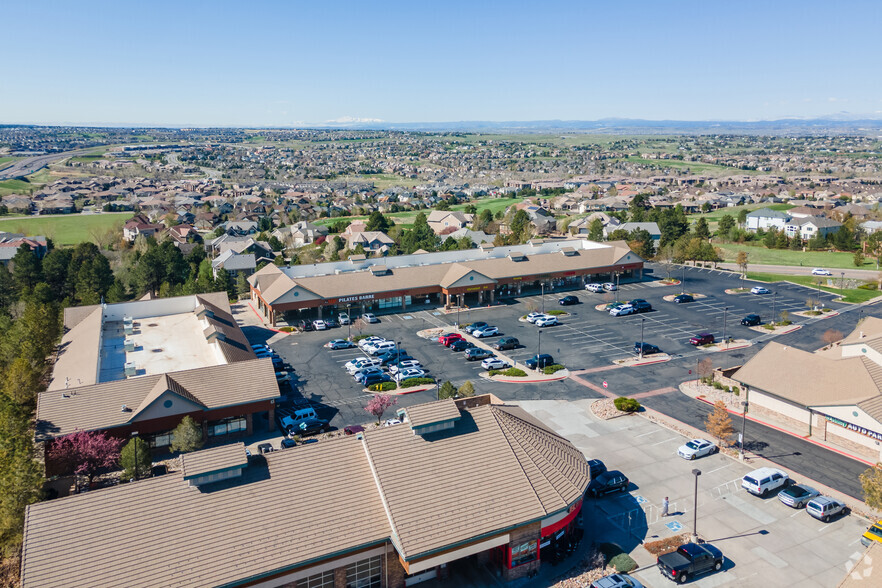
[2, 1, 881, 126]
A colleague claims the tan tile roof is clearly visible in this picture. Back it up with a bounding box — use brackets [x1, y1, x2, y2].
[195, 294, 257, 363]
[180, 442, 248, 479]
[733, 342, 879, 407]
[133, 374, 206, 417]
[405, 399, 461, 429]
[51, 307, 103, 390]
[839, 317, 882, 345]
[21, 438, 391, 588]
[22, 397, 591, 587]
[36, 358, 279, 440]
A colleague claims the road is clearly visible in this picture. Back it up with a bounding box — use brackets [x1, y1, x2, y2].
[717, 262, 880, 280]
[0, 148, 96, 180]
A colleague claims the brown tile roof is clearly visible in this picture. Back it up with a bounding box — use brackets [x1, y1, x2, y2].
[180, 442, 248, 479]
[21, 397, 590, 587]
[52, 307, 104, 390]
[733, 342, 879, 407]
[404, 399, 461, 429]
[36, 358, 279, 440]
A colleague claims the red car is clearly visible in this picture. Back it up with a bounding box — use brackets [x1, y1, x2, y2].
[689, 332, 715, 345]
[438, 333, 464, 346]
[344, 425, 365, 435]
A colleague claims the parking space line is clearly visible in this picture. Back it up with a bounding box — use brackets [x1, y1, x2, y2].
[651, 436, 680, 446]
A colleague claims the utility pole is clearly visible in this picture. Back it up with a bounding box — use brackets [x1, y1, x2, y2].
[541, 282, 545, 314]
[772, 292, 777, 325]
[740, 399, 748, 461]
[640, 318, 645, 359]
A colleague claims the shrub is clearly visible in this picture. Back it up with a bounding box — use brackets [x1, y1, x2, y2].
[490, 367, 527, 377]
[353, 334, 375, 342]
[609, 553, 637, 573]
[858, 283, 878, 290]
[369, 381, 397, 391]
[400, 377, 434, 388]
[546, 310, 567, 316]
[543, 364, 566, 374]
[613, 397, 641, 412]
[732, 386, 740, 396]
[279, 326, 294, 332]
[822, 307, 832, 312]
[780, 320, 792, 326]
[763, 324, 776, 330]
[712, 381, 724, 390]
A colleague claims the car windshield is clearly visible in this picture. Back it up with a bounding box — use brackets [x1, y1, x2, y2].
[788, 487, 808, 497]
[685, 441, 700, 450]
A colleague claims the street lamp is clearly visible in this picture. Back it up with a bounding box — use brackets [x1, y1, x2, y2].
[346, 304, 352, 341]
[841, 272, 845, 292]
[691, 469, 702, 542]
[681, 264, 686, 294]
[722, 307, 728, 349]
[816, 279, 822, 310]
[131, 431, 140, 482]
[615, 271, 620, 303]
[772, 291, 777, 325]
[740, 400, 749, 460]
[639, 318, 645, 359]
[541, 282, 545, 314]
[396, 340, 401, 376]
[537, 328, 542, 369]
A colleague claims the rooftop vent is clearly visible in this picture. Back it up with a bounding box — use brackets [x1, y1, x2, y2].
[560, 247, 577, 256]
[124, 338, 135, 352]
[124, 361, 137, 377]
[121, 404, 130, 412]
[509, 253, 527, 262]
[370, 265, 389, 276]
[348, 254, 366, 263]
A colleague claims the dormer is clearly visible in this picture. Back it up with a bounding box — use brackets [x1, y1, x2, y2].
[181, 443, 248, 487]
[404, 399, 461, 436]
[203, 325, 226, 343]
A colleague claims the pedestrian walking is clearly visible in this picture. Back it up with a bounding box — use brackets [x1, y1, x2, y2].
[662, 496, 669, 517]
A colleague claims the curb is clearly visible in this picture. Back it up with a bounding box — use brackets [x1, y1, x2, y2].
[492, 373, 569, 384]
[612, 356, 672, 368]
[247, 302, 287, 333]
[365, 385, 435, 396]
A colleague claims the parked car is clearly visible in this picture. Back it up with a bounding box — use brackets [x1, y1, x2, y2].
[366, 341, 396, 356]
[294, 319, 314, 332]
[778, 484, 820, 509]
[450, 340, 476, 352]
[689, 332, 715, 345]
[602, 282, 618, 291]
[673, 294, 694, 304]
[389, 359, 422, 373]
[257, 442, 274, 454]
[353, 367, 385, 383]
[812, 268, 833, 276]
[325, 338, 355, 350]
[610, 304, 636, 316]
[741, 314, 762, 326]
[465, 347, 494, 361]
[525, 354, 555, 369]
[362, 313, 379, 323]
[295, 417, 330, 436]
[559, 295, 579, 306]
[861, 520, 882, 546]
[589, 573, 644, 588]
[383, 418, 402, 427]
[677, 439, 717, 460]
[358, 336, 386, 351]
[473, 325, 499, 338]
[312, 319, 327, 330]
[604, 302, 625, 312]
[339, 313, 351, 325]
[323, 318, 338, 329]
[526, 312, 545, 323]
[634, 342, 661, 356]
[750, 286, 770, 295]
[493, 337, 520, 350]
[585, 283, 605, 293]
[361, 373, 392, 387]
[587, 470, 629, 496]
[275, 371, 291, 383]
[629, 299, 652, 313]
[438, 333, 464, 346]
[807, 496, 848, 523]
[250, 343, 273, 353]
[280, 438, 298, 449]
[587, 458, 607, 479]
[375, 348, 408, 363]
[343, 425, 365, 435]
[481, 357, 510, 370]
[393, 368, 426, 382]
[535, 315, 559, 327]
[464, 321, 488, 334]
[656, 542, 724, 584]
[345, 357, 382, 373]
[742, 467, 790, 497]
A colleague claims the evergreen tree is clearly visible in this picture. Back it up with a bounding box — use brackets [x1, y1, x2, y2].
[170, 416, 204, 453]
[11, 245, 42, 295]
[587, 218, 604, 241]
[693, 217, 711, 240]
[236, 272, 249, 296]
[509, 210, 530, 243]
[457, 380, 475, 397]
[0, 264, 17, 316]
[365, 211, 392, 233]
[763, 228, 778, 249]
[119, 437, 152, 481]
[628, 228, 655, 259]
[717, 214, 735, 236]
[775, 231, 789, 249]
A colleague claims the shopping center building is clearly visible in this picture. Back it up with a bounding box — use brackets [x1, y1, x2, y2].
[21, 395, 591, 588]
[249, 238, 644, 325]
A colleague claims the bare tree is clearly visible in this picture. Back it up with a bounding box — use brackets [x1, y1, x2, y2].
[822, 329, 844, 347]
[735, 251, 748, 290]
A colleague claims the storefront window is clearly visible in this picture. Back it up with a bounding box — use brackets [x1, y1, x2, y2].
[207, 416, 246, 437]
[148, 431, 174, 448]
[345, 555, 381, 588]
[509, 539, 538, 567]
[296, 570, 334, 588]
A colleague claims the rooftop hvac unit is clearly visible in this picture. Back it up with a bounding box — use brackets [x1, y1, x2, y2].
[124, 339, 135, 352]
[123, 316, 133, 325]
[124, 362, 137, 377]
[124, 323, 134, 335]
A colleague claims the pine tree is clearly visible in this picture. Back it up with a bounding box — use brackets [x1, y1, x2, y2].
[171, 416, 204, 453]
[457, 380, 475, 397]
[120, 437, 152, 481]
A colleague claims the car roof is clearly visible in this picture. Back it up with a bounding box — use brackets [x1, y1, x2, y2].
[746, 467, 785, 477]
[809, 496, 836, 505]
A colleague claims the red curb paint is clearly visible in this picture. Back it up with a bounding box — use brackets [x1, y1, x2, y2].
[248, 302, 286, 333]
[693, 396, 875, 467]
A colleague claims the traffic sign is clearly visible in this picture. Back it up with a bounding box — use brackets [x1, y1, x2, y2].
[602, 381, 608, 388]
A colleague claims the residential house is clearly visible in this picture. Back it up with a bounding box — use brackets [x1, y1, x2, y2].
[745, 208, 790, 232]
[0, 232, 48, 266]
[167, 224, 197, 245]
[346, 231, 395, 254]
[1, 194, 33, 213]
[427, 210, 475, 235]
[271, 221, 329, 248]
[123, 214, 164, 242]
[212, 250, 257, 280]
[221, 220, 258, 236]
[784, 216, 842, 240]
[603, 222, 662, 249]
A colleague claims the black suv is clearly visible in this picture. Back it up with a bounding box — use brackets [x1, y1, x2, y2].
[293, 418, 330, 436]
[294, 319, 314, 332]
[634, 342, 661, 356]
[629, 299, 652, 313]
[559, 295, 579, 306]
[587, 470, 629, 497]
[587, 459, 607, 479]
[493, 337, 520, 350]
[741, 314, 761, 326]
[450, 340, 476, 352]
[525, 354, 555, 369]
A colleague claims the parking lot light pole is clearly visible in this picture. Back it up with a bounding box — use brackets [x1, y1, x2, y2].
[346, 305, 352, 341]
[681, 265, 686, 294]
[772, 292, 777, 325]
[740, 400, 748, 461]
[396, 340, 401, 375]
[640, 318, 645, 359]
[691, 469, 702, 542]
[723, 307, 728, 349]
[541, 282, 545, 314]
[537, 329, 542, 369]
[816, 280, 822, 310]
[615, 271, 620, 303]
[841, 272, 845, 291]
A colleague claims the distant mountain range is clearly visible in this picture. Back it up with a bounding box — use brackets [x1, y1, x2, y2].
[305, 116, 882, 135]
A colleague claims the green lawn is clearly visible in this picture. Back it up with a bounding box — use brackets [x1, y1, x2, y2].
[313, 196, 522, 228]
[716, 242, 875, 270]
[746, 272, 880, 304]
[0, 157, 20, 171]
[0, 213, 130, 246]
[624, 157, 746, 176]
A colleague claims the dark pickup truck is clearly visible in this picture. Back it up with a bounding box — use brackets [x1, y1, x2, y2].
[657, 542, 724, 584]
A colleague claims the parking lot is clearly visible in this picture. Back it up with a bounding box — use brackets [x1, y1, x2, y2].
[517, 398, 871, 587]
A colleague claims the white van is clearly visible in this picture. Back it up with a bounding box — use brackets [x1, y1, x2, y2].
[742, 467, 789, 497]
[280, 408, 317, 431]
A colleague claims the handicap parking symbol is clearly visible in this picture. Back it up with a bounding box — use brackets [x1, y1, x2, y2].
[634, 495, 647, 505]
[665, 521, 683, 532]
